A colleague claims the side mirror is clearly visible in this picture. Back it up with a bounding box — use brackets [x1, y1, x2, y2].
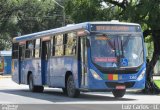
[77, 30, 90, 37]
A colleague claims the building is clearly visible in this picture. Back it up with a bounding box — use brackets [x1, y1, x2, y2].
[0, 51, 12, 75]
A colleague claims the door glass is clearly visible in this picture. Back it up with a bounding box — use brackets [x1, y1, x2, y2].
[81, 37, 87, 86]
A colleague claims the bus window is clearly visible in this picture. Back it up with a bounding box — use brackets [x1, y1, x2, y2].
[34, 39, 41, 58]
[19, 45, 25, 60]
[55, 34, 64, 56]
[52, 36, 55, 56]
[25, 40, 33, 58]
[12, 43, 19, 59]
[65, 32, 77, 55]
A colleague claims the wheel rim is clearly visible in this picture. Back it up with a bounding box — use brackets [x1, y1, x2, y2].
[67, 76, 75, 96]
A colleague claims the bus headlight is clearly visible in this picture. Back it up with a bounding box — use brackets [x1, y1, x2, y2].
[137, 69, 146, 81]
[90, 69, 102, 80]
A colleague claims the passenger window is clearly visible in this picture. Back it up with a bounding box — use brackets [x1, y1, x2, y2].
[52, 36, 55, 56]
[54, 34, 64, 56]
[12, 43, 19, 59]
[25, 40, 33, 58]
[34, 39, 41, 58]
[65, 32, 77, 55]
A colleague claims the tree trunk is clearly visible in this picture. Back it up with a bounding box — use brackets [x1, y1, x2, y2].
[145, 32, 160, 93]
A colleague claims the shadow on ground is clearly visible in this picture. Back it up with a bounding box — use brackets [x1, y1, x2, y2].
[0, 88, 136, 103]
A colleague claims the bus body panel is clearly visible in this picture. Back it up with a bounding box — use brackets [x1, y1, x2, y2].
[84, 62, 146, 90]
[12, 59, 20, 84]
[19, 59, 42, 85]
[48, 56, 78, 88]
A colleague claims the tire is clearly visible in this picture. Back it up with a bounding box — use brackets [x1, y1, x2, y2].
[36, 86, 44, 93]
[28, 74, 44, 92]
[112, 89, 126, 98]
[62, 88, 67, 95]
[66, 75, 80, 97]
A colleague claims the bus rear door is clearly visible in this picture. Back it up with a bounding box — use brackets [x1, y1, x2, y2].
[41, 38, 51, 85]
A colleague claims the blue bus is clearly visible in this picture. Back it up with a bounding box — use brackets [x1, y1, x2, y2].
[12, 21, 146, 98]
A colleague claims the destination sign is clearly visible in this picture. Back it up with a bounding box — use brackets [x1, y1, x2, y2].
[96, 26, 129, 31]
[90, 24, 141, 32]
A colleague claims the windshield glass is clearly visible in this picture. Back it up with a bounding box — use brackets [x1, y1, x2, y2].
[90, 33, 144, 68]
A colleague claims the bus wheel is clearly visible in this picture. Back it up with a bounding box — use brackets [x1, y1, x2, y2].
[62, 88, 67, 95]
[112, 89, 126, 98]
[36, 86, 44, 93]
[29, 74, 44, 92]
[66, 75, 80, 97]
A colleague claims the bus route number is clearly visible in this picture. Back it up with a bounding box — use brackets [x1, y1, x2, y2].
[129, 75, 137, 80]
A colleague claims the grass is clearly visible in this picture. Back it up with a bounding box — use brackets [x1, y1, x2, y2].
[153, 80, 160, 88]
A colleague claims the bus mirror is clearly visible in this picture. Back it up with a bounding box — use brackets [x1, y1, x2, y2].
[84, 30, 90, 35]
[77, 30, 90, 36]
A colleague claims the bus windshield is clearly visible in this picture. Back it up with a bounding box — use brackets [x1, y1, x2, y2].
[90, 33, 144, 68]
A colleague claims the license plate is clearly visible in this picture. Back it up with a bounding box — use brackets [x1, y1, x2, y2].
[116, 85, 126, 89]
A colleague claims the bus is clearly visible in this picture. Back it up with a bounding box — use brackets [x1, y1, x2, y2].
[12, 21, 146, 98]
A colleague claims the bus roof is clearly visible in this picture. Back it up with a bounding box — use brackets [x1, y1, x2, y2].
[13, 21, 140, 43]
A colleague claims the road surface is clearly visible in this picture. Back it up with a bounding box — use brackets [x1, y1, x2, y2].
[0, 77, 160, 110]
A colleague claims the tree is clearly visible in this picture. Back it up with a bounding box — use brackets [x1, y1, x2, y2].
[0, 0, 65, 50]
[0, 0, 21, 50]
[65, 0, 109, 22]
[15, 0, 64, 35]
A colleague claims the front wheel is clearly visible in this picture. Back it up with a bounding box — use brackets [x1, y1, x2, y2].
[66, 75, 80, 97]
[62, 88, 67, 95]
[112, 89, 126, 98]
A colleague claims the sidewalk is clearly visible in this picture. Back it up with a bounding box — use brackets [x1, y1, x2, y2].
[0, 75, 12, 79]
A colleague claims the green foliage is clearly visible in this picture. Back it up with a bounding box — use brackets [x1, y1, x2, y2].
[1, 0, 160, 53]
[153, 80, 160, 88]
[0, 0, 65, 50]
[65, 0, 101, 22]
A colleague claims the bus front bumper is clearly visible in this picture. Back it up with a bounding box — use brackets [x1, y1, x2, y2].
[86, 76, 145, 91]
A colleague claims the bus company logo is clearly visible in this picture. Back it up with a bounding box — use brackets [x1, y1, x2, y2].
[1, 104, 18, 110]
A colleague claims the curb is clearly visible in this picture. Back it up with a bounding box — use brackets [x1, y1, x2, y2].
[0, 75, 12, 79]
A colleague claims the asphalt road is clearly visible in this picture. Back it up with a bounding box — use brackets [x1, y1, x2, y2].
[0, 77, 160, 110]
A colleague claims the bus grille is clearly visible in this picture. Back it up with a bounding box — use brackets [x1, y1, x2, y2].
[105, 82, 135, 88]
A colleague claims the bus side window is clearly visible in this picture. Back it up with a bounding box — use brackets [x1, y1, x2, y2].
[12, 43, 19, 59]
[65, 32, 77, 56]
[55, 34, 64, 56]
[52, 36, 55, 56]
[25, 40, 33, 58]
[34, 39, 41, 58]
[20, 45, 25, 60]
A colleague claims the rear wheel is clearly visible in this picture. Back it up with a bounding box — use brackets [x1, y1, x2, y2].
[62, 88, 67, 95]
[28, 74, 44, 92]
[66, 75, 80, 97]
[36, 86, 44, 93]
[112, 89, 126, 98]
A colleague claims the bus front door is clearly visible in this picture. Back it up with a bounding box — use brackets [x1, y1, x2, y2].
[41, 40, 50, 85]
[80, 37, 88, 88]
